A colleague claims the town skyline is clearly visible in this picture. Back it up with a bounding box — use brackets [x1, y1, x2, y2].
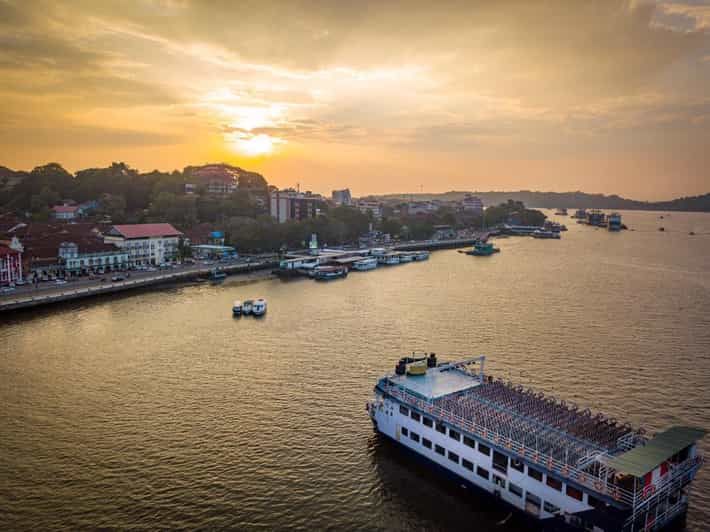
[2, 1, 710, 200]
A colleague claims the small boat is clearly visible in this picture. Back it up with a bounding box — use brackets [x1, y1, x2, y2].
[383, 253, 400, 265]
[232, 300, 242, 316]
[313, 266, 348, 280]
[398, 253, 414, 263]
[659, 227, 665, 232]
[252, 298, 267, 316]
[413, 251, 430, 261]
[211, 268, 227, 282]
[608, 212, 622, 231]
[465, 241, 500, 256]
[242, 299, 254, 315]
[572, 208, 587, 219]
[532, 229, 560, 239]
[689, 231, 695, 236]
[352, 257, 378, 271]
[554, 208, 568, 216]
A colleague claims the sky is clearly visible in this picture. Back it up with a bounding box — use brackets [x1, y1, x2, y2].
[1, 0, 709, 200]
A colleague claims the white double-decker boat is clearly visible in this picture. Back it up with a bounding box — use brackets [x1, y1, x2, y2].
[367, 355, 704, 531]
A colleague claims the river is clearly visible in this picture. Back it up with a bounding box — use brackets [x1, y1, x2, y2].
[1, 210, 709, 531]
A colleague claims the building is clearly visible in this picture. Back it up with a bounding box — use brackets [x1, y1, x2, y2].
[58, 241, 129, 276]
[332, 189, 352, 206]
[406, 201, 439, 216]
[462, 194, 484, 214]
[356, 200, 383, 221]
[270, 189, 323, 223]
[432, 224, 456, 240]
[0, 237, 23, 286]
[104, 223, 183, 266]
[52, 204, 80, 220]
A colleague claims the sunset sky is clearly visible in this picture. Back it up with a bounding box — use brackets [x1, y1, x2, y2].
[1, 1, 709, 199]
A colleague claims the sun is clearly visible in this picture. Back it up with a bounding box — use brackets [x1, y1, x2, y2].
[235, 134, 275, 156]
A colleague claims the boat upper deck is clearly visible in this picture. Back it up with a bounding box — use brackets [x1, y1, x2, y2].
[381, 358, 641, 467]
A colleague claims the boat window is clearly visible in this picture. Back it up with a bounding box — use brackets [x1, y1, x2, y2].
[493, 475, 506, 488]
[510, 458, 524, 473]
[435, 422, 446, 434]
[401, 427, 408, 437]
[399, 405, 409, 416]
[448, 429, 461, 441]
[463, 435, 476, 449]
[525, 493, 541, 509]
[544, 501, 560, 514]
[546, 476, 562, 491]
[410, 411, 420, 422]
[528, 467, 543, 482]
[410, 431, 420, 443]
[422, 438, 432, 449]
[476, 466, 489, 480]
[492, 450, 508, 474]
[423, 417, 433, 428]
[448, 451, 459, 464]
[462, 458, 474, 471]
[566, 485, 583, 501]
[478, 443, 491, 456]
[509, 483, 523, 497]
[435, 444, 445, 456]
[587, 494, 602, 509]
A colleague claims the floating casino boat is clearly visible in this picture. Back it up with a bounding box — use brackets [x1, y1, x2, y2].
[367, 355, 705, 532]
[465, 241, 500, 256]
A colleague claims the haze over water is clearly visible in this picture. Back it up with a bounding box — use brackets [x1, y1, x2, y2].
[2, 210, 709, 531]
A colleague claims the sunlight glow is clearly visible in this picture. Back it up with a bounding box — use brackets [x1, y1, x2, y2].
[233, 133, 277, 156]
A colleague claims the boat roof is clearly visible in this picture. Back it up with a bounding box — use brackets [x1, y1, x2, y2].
[388, 365, 481, 400]
[605, 426, 706, 477]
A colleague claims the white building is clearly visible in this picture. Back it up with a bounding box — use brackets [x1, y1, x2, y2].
[462, 194, 484, 214]
[270, 189, 323, 223]
[58, 241, 129, 275]
[356, 200, 383, 221]
[0, 237, 23, 286]
[103, 223, 183, 266]
[332, 189, 352, 206]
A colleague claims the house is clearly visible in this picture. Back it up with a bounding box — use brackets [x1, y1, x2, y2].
[104, 223, 183, 266]
[356, 200, 383, 221]
[52, 204, 80, 220]
[270, 189, 323, 223]
[0, 237, 23, 286]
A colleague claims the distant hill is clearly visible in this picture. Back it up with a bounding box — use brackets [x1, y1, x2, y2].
[371, 191, 710, 212]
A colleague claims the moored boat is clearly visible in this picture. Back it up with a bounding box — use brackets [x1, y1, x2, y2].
[465, 241, 500, 256]
[367, 355, 706, 532]
[413, 250, 430, 261]
[232, 300, 242, 316]
[398, 252, 414, 263]
[242, 299, 254, 315]
[252, 298, 267, 316]
[532, 229, 560, 239]
[608, 212, 622, 231]
[313, 265, 348, 280]
[211, 268, 227, 282]
[554, 208, 568, 215]
[383, 253, 400, 265]
[352, 257, 378, 271]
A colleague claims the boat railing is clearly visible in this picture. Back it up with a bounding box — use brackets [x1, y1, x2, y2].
[381, 382, 638, 506]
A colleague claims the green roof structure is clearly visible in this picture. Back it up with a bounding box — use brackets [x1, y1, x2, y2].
[606, 426, 706, 477]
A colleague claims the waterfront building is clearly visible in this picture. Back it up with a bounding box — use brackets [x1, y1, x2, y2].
[368, 356, 705, 531]
[462, 194, 484, 214]
[0, 237, 23, 286]
[52, 204, 80, 220]
[104, 223, 183, 266]
[270, 189, 323, 223]
[356, 200, 383, 221]
[58, 241, 129, 276]
[332, 189, 352, 206]
[432, 224, 456, 240]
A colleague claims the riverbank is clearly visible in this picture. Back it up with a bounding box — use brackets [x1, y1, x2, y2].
[0, 259, 277, 313]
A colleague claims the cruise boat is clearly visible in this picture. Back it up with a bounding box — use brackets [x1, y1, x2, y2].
[252, 298, 267, 316]
[313, 265, 348, 280]
[242, 299, 254, 315]
[608, 213, 622, 231]
[367, 355, 705, 532]
[232, 300, 242, 316]
[465, 241, 500, 256]
[352, 257, 378, 271]
[532, 230, 561, 239]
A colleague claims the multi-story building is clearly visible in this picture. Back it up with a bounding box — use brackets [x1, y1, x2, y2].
[0, 237, 23, 286]
[356, 200, 383, 221]
[406, 201, 439, 216]
[58, 241, 129, 276]
[52, 205, 80, 220]
[332, 189, 352, 206]
[462, 194, 484, 214]
[270, 189, 323, 223]
[103, 224, 183, 266]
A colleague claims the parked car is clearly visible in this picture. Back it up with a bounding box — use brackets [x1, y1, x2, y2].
[1, 285, 15, 293]
[111, 275, 125, 282]
[55, 279, 67, 285]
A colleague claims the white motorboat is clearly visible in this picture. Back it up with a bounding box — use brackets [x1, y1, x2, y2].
[252, 298, 267, 316]
[232, 300, 242, 316]
[242, 299, 254, 315]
